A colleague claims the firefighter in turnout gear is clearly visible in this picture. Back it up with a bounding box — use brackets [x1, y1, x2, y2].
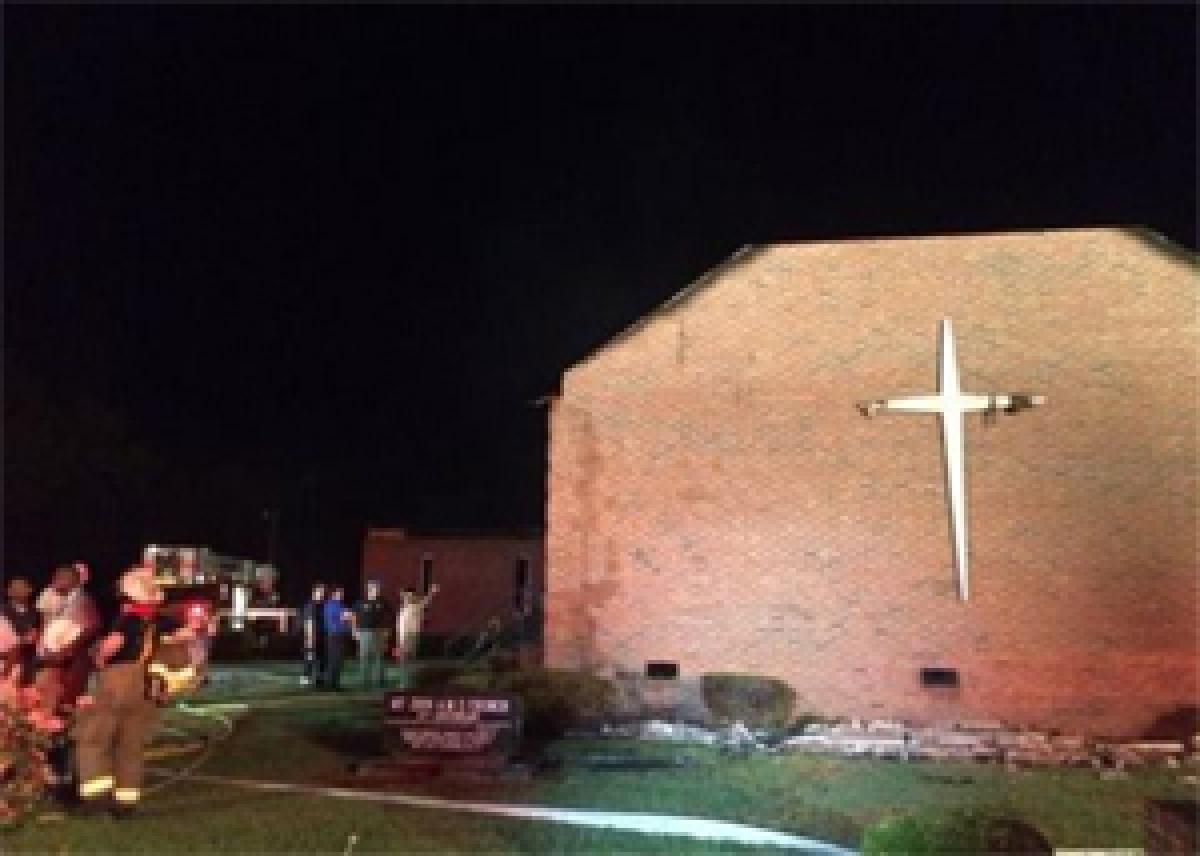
[73, 565, 196, 817]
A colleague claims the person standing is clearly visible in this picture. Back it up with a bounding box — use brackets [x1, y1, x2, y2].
[35, 571, 67, 623]
[353, 580, 392, 689]
[74, 566, 195, 817]
[300, 582, 327, 688]
[34, 565, 100, 715]
[62, 563, 101, 711]
[321, 586, 353, 691]
[0, 577, 38, 690]
[392, 583, 439, 664]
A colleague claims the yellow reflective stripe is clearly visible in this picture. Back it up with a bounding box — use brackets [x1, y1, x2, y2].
[80, 776, 114, 796]
[113, 788, 140, 803]
[148, 663, 196, 686]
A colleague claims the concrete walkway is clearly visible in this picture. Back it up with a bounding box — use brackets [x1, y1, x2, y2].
[171, 771, 857, 854]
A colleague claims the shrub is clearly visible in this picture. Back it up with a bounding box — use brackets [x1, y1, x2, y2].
[414, 634, 448, 659]
[407, 663, 469, 690]
[483, 650, 521, 674]
[406, 664, 615, 739]
[497, 668, 616, 739]
[788, 712, 842, 734]
[445, 671, 494, 692]
[0, 687, 63, 827]
[861, 807, 1052, 855]
[701, 673, 796, 728]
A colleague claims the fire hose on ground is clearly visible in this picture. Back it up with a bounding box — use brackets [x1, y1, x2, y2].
[142, 701, 245, 795]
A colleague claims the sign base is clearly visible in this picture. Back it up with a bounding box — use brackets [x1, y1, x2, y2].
[353, 753, 533, 784]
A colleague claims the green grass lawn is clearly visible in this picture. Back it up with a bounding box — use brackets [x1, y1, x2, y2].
[6, 661, 1196, 853]
[12, 784, 784, 856]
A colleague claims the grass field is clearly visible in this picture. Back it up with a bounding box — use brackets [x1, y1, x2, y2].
[6, 661, 1196, 853]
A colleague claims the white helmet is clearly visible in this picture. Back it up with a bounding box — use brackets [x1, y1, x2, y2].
[119, 566, 164, 604]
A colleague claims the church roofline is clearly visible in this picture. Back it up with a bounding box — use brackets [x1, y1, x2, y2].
[365, 525, 543, 541]
[558, 225, 1195, 378]
[558, 242, 763, 378]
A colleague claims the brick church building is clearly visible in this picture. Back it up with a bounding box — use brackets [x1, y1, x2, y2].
[544, 228, 1197, 737]
[362, 527, 543, 648]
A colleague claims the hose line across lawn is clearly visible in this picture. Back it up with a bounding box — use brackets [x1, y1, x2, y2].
[145, 696, 855, 854]
[155, 770, 857, 854]
[143, 701, 245, 796]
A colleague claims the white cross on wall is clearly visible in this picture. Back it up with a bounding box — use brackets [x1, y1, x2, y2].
[858, 319, 1045, 601]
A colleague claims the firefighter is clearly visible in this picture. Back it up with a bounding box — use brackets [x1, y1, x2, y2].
[73, 565, 195, 817]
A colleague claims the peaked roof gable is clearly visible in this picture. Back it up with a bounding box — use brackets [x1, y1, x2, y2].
[560, 225, 1196, 379]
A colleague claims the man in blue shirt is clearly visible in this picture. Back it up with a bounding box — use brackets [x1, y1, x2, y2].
[322, 586, 354, 691]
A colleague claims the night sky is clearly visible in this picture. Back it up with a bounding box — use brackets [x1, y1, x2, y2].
[5, 7, 1195, 598]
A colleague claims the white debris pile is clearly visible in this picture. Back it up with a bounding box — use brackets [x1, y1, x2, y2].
[637, 720, 720, 745]
[781, 720, 913, 760]
[628, 719, 775, 750]
[778, 719, 1200, 771]
[577, 716, 1200, 778]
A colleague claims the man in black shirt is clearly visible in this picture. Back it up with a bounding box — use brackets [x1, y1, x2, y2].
[300, 582, 327, 688]
[353, 580, 393, 689]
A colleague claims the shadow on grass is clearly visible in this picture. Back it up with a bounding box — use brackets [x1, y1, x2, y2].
[142, 789, 295, 819]
[306, 723, 388, 760]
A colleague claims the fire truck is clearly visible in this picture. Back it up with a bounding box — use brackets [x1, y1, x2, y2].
[142, 545, 296, 637]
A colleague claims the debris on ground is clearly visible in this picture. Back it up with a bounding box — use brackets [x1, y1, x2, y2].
[589, 715, 1200, 774]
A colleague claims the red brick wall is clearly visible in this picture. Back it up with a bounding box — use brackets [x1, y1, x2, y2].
[361, 529, 544, 637]
[546, 228, 1198, 737]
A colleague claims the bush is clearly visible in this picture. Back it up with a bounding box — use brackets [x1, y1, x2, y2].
[861, 808, 1052, 855]
[482, 650, 521, 674]
[494, 668, 616, 739]
[445, 671, 494, 692]
[407, 663, 471, 690]
[415, 634, 448, 658]
[406, 664, 615, 739]
[789, 712, 842, 734]
[0, 687, 63, 827]
[701, 673, 796, 728]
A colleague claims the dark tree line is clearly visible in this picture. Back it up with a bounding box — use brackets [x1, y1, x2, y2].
[3, 362, 277, 592]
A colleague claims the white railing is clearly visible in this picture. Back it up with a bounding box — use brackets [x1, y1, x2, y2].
[217, 607, 297, 634]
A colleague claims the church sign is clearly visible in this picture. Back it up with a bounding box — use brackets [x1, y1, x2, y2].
[383, 691, 521, 756]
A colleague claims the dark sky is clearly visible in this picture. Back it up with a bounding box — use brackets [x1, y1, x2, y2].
[5, 7, 1196, 595]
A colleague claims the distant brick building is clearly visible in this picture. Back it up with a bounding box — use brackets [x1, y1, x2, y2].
[545, 228, 1198, 737]
[361, 527, 543, 644]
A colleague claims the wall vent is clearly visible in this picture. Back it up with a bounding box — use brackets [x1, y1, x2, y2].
[645, 661, 679, 680]
[920, 667, 959, 688]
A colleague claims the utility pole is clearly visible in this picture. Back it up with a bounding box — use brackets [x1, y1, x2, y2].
[263, 507, 280, 567]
